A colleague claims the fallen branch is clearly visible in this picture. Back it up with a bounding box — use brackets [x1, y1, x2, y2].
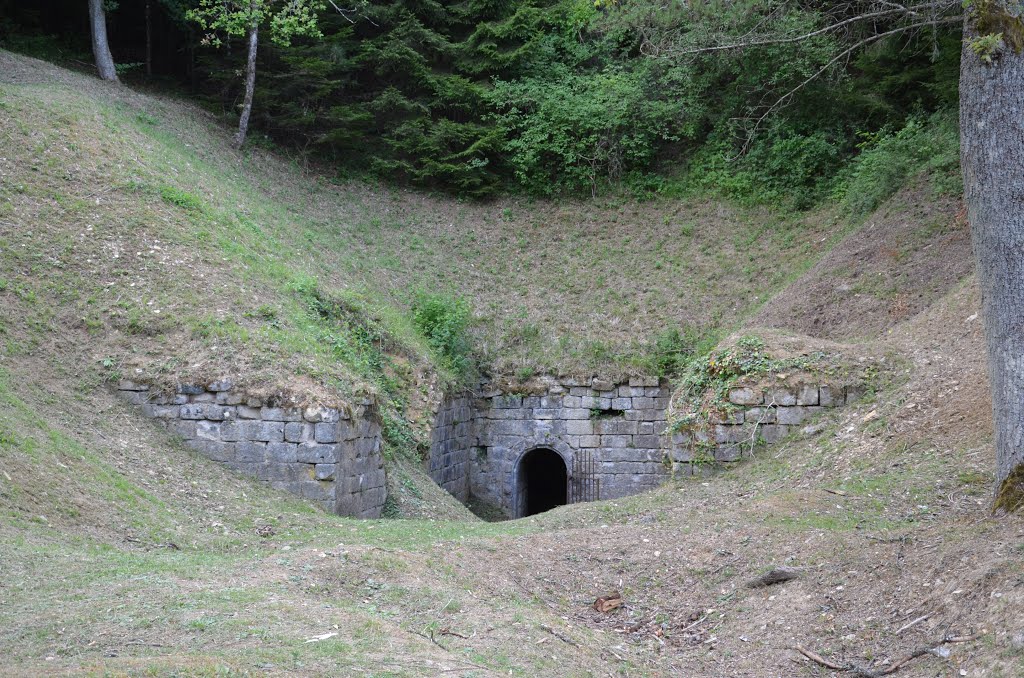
[895, 614, 930, 636]
[540, 624, 580, 647]
[792, 633, 979, 677]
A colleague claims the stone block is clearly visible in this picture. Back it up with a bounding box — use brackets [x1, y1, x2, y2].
[118, 380, 149, 392]
[671, 430, 690, 445]
[190, 393, 215, 403]
[563, 408, 591, 420]
[533, 408, 556, 420]
[236, 441, 267, 463]
[179, 404, 206, 420]
[150, 405, 180, 419]
[216, 391, 245, 405]
[612, 397, 632, 410]
[765, 388, 797, 407]
[579, 435, 601, 448]
[315, 422, 339, 443]
[196, 421, 221, 441]
[539, 396, 562, 409]
[262, 407, 302, 422]
[715, 444, 743, 462]
[744, 406, 776, 424]
[167, 419, 197, 439]
[314, 464, 336, 481]
[819, 385, 838, 407]
[633, 397, 655, 409]
[176, 384, 205, 395]
[565, 420, 593, 436]
[728, 387, 762, 406]
[592, 379, 615, 391]
[634, 434, 662, 449]
[267, 442, 298, 463]
[120, 390, 151, 405]
[296, 443, 334, 464]
[775, 407, 807, 425]
[491, 420, 534, 436]
[522, 396, 541, 409]
[284, 421, 311, 443]
[236, 405, 261, 419]
[797, 385, 820, 406]
[492, 395, 522, 409]
[568, 387, 593, 397]
[303, 406, 341, 423]
[562, 395, 582, 408]
[594, 419, 637, 435]
[242, 420, 284, 442]
[601, 435, 633, 448]
[207, 379, 234, 392]
[246, 396, 264, 408]
[579, 396, 602, 409]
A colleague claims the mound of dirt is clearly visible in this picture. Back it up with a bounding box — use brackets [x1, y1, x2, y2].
[754, 183, 972, 341]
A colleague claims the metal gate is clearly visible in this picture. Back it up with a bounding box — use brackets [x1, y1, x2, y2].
[568, 450, 600, 504]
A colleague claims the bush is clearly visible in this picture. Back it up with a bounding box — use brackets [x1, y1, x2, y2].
[645, 327, 717, 378]
[839, 110, 961, 217]
[410, 292, 474, 380]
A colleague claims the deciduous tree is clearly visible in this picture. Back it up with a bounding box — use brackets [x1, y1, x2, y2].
[187, 0, 324, 147]
[88, 0, 118, 81]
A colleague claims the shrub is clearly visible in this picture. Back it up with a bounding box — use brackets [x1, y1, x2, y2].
[839, 110, 960, 217]
[410, 292, 474, 379]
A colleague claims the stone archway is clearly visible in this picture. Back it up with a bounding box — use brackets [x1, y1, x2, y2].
[511, 438, 575, 518]
[517, 447, 568, 517]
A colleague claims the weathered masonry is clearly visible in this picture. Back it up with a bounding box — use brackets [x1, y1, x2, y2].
[118, 374, 860, 519]
[117, 380, 387, 518]
[430, 377, 671, 518]
[430, 377, 864, 519]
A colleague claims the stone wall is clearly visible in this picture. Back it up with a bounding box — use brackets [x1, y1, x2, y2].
[428, 394, 473, 503]
[430, 377, 671, 518]
[428, 377, 862, 518]
[667, 382, 863, 472]
[117, 380, 387, 518]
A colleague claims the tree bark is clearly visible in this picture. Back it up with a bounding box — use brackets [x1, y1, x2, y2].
[145, 0, 152, 78]
[234, 16, 259, 149]
[88, 0, 118, 82]
[960, 13, 1024, 513]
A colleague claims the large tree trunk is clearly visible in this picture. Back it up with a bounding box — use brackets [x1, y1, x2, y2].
[88, 0, 118, 82]
[960, 15, 1024, 514]
[234, 17, 259, 149]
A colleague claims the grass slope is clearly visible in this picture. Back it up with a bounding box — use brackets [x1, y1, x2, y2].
[1, 51, 1021, 677]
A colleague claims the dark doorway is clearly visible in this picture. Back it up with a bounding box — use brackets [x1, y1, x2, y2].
[519, 448, 568, 517]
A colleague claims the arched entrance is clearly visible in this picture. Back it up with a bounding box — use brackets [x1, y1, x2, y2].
[516, 447, 568, 517]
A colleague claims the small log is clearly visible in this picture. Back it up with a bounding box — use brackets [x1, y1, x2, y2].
[593, 591, 623, 613]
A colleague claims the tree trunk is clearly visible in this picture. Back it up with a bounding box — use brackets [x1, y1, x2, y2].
[234, 18, 259, 149]
[960, 15, 1024, 514]
[88, 0, 118, 81]
[145, 0, 152, 78]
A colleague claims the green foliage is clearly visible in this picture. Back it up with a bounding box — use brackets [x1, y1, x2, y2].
[176, 0, 962, 200]
[159, 185, 204, 211]
[187, 0, 324, 47]
[643, 327, 717, 378]
[410, 291, 474, 381]
[839, 111, 961, 217]
[490, 62, 686, 196]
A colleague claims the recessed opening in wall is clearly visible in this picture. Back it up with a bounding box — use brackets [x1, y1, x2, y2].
[590, 408, 625, 419]
[518, 447, 568, 517]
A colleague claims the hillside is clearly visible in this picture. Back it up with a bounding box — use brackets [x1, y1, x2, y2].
[1, 52, 1022, 677]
